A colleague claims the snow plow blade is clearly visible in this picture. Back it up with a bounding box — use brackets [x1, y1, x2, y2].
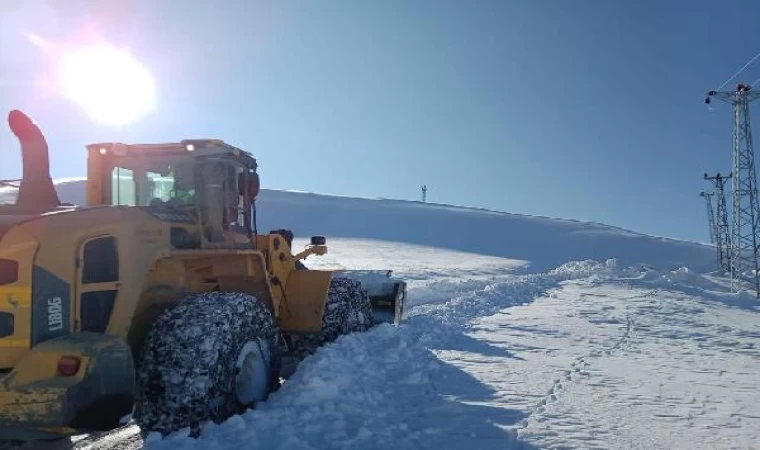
[334, 270, 407, 325]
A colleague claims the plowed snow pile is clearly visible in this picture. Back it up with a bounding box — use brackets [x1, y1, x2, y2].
[6, 180, 759, 450]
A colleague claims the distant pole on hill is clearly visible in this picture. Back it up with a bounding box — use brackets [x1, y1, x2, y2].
[421, 185, 427, 202]
[703, 173, 732, 274]
[706, 84, 760, 295]
[699, 191, 716, 245]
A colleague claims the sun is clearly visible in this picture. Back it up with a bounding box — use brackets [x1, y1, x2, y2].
[57, 43, 156, 126]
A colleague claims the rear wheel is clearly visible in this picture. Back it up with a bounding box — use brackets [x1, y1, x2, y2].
[134, 291, 279, 436]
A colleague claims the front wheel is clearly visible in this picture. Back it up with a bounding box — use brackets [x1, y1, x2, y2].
[134, 291, 280, 436]
[286, 277, 374, 359]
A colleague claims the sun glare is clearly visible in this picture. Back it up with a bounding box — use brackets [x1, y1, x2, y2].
[57, 43, 156, 126]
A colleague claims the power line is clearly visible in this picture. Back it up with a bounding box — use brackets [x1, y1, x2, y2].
[715, 50, 760, 91]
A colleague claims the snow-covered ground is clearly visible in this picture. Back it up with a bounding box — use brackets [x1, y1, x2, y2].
[116, 242, 755, 450]
[5, 180, 759, 449]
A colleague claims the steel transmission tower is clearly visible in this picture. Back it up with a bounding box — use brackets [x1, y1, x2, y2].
[703, 172, 733, 273]
[699, 191, 716, 244]
[706, 84, 760, 294]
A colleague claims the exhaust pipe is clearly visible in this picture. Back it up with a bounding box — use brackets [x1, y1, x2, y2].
[7, 110, 60, 209]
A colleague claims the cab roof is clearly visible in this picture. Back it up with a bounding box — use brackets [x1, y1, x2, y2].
[86, 139, 255, 163]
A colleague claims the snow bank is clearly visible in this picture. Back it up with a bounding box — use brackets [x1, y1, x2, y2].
[408, 259, 621, 328]
[0, 179, 715, 273]
[636, 266, 760, 311]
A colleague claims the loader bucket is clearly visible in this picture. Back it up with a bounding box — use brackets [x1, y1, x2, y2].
[334, 270, 407, 325]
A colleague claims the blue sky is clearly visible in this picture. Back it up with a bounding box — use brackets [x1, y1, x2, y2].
[1, 0, 759, 244]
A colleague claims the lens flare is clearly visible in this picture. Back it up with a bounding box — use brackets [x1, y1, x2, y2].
[56, 43, 156, 125]
[24, 33, 156, 126]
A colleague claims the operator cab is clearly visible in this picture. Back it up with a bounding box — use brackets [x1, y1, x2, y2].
[85, 139, 260, 244]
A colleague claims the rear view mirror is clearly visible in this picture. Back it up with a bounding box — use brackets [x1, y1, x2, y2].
[238, 171, 260, 200]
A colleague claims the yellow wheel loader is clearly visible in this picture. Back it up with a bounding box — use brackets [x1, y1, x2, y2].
[0, 110, 406, 441]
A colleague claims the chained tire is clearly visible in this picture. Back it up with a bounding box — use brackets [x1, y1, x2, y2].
[133, 291, 280, 436]
[288, 277, 374, 359]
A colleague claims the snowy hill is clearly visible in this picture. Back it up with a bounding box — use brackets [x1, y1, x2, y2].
[0, 178, 714, 273]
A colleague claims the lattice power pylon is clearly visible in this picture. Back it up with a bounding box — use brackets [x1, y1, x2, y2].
[703, 172, 733, 273]
[699, 191, 716, 244]
[706, 84, 760, 294]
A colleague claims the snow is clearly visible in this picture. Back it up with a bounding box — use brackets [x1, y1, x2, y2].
[134, 257, 759, 450]
[4, 179, 760, 449]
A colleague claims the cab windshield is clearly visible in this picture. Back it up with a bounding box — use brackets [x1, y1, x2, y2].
[106, 153, 250, 239]
[108, 155, 243, 208]
[110, 156, 196, 207]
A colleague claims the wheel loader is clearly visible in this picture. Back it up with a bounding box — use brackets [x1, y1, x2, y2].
[0, 109, 407, 441]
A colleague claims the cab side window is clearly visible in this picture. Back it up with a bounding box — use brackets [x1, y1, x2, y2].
[111, 167, 136, 206]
